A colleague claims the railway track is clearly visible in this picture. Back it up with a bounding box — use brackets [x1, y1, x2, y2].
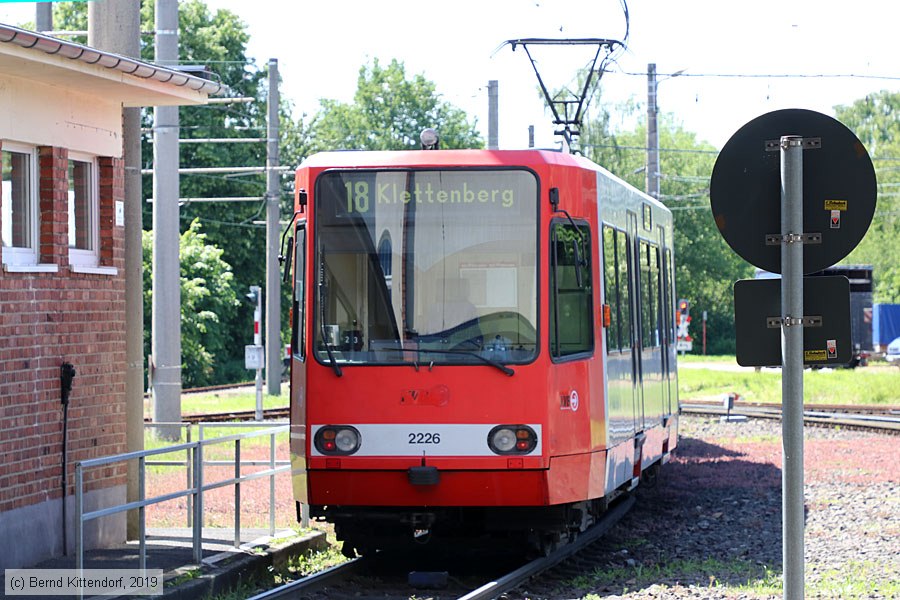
[246, 496, 634, 600]
[680, 400, 900, 434]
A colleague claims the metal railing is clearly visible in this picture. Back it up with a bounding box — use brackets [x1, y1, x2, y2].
[74, 422, 290, 572]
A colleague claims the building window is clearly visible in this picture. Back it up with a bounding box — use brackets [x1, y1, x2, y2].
[68, 155, 99, 267]
[1, 143, 38, 266]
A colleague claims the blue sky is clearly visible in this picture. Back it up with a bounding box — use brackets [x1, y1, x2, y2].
[3, 0, 899, 150]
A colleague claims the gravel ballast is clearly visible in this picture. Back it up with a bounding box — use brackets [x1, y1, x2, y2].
[513, 415, 899, 599]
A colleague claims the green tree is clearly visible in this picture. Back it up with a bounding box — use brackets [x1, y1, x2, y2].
[581, 104, 752, 354]
[835, 92, 900, 303]
[142, 220, 239, 387]
[307, 58, 483, 152]
[45, 1, 284, 383]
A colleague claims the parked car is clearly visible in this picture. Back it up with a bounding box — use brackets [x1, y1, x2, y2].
[886, 336, 900, 365]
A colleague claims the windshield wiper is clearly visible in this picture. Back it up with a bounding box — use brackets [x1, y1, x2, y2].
[414, 347, 515, 376]
[318, 268, 342, 377]
[370, 343, 516, 376]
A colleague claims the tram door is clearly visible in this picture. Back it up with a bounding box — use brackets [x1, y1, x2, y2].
[602, 223, 636, 446]
[637, 237, 665, 430]
[626, 212, 644, 433]
[660, 231, 676, 416]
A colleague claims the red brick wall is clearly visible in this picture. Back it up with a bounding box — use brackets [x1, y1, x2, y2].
[38, 147, 68, 267]
[0, 146, 126, 512]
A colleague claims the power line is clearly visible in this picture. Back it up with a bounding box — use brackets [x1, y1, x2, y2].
[614, 70, 900, 81]
[581, 142, 718, 155]
[584, 142, 900, 165]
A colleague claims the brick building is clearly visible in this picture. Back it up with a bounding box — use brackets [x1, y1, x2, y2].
[0, 24, 220, 569]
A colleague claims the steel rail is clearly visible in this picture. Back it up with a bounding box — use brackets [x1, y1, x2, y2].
[682, 398, 900, 415]
[172, 407, 289, 423]
[457, 495, 635, 600]
[245, 556, 368, 600]
[680, 404, 900, 434]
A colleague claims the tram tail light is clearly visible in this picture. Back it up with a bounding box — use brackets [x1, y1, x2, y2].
[602, 304, 611, 328]
[488, 425, 537, 455]
[314, 426, 361, 455]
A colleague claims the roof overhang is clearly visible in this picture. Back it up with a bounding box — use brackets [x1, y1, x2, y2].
[0, 23, 224, 107]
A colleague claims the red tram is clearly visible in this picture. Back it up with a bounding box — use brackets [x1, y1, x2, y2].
[287, 149, 678, 556]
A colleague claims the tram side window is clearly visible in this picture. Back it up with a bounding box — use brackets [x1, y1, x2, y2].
[602, 226, 618, 351]
[639, 241, 661, 348]
[550, 221, 593, 359]
[618, 229, 632, 350]
[663, 247, 674, 347]
[603, 225, 632, 353]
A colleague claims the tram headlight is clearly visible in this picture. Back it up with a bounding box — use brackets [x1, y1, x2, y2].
[334, 428, 360, 453]
[488, 425, 537, 455]
[314, 426, 361, 455]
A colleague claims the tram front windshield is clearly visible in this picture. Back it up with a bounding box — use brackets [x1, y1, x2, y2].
[314, 168, 538, 367]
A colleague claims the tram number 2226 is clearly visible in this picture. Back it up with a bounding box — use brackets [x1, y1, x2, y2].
[409, 432, 441, 444]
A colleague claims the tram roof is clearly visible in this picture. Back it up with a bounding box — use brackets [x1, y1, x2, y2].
[299, 149, 600, 171]
[299, 148, 669, 214]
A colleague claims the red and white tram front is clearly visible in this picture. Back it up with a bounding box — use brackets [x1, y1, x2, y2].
[288, 151, 633, 552]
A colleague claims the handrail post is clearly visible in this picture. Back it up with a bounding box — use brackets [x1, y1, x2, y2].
[186, 425, 192, 527]
[139, 456, 147, 571]
[192, 443, 203, 564]
[75, 464, 83, 571]
[75, 464, 84, 600]
[234, 439, 241, 548]
[269, 432, 276, 536]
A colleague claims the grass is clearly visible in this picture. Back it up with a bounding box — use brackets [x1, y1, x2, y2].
[206, 528, 347, 600]
[565, 556, 769, 597]
[144, 388, 289, 420]
[571, 558, 899, 599]
[678, 359, 900, 405]
[676, 353, 737, 363]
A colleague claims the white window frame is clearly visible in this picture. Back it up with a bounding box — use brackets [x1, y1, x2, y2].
[1, 141, 39, 268]
[67, 152, 100, 269]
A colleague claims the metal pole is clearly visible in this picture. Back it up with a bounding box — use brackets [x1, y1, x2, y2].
[35, 3, 52, 32]
[75, 465, 83, 573]
[702, 310, 708, 355]
[88, 0, 144, 543]
[646, 63, 659, 199]
[780, 135, 805, 600]
[186, 426, 192, 527]
[528, 125, 535, 149]
[269, 434, 276, 536]
[138, 456, 146, 571]
[192, 443, 203, 564]
[488, 80, 499, 150]
[234, 439, 241, 548]
[254, 288, 264, 420]
[265, 58, 282, 396]
[152, 0, 182, 440]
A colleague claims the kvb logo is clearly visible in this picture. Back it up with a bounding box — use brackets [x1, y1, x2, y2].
[560, 390, 579, 412]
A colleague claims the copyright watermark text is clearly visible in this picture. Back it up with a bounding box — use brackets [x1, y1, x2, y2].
[5, 569, 163, 596]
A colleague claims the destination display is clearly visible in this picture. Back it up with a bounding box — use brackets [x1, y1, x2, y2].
[317, 169, 536, 219]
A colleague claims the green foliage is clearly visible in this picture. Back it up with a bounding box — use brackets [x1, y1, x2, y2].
[582, 103, 752, 354]
[48, 4, 482, 384]
[307, 58, 483, 152]
[142, 220, 239, 387]
[45, 1, 277, 383]
[835, 91, 900, 303]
